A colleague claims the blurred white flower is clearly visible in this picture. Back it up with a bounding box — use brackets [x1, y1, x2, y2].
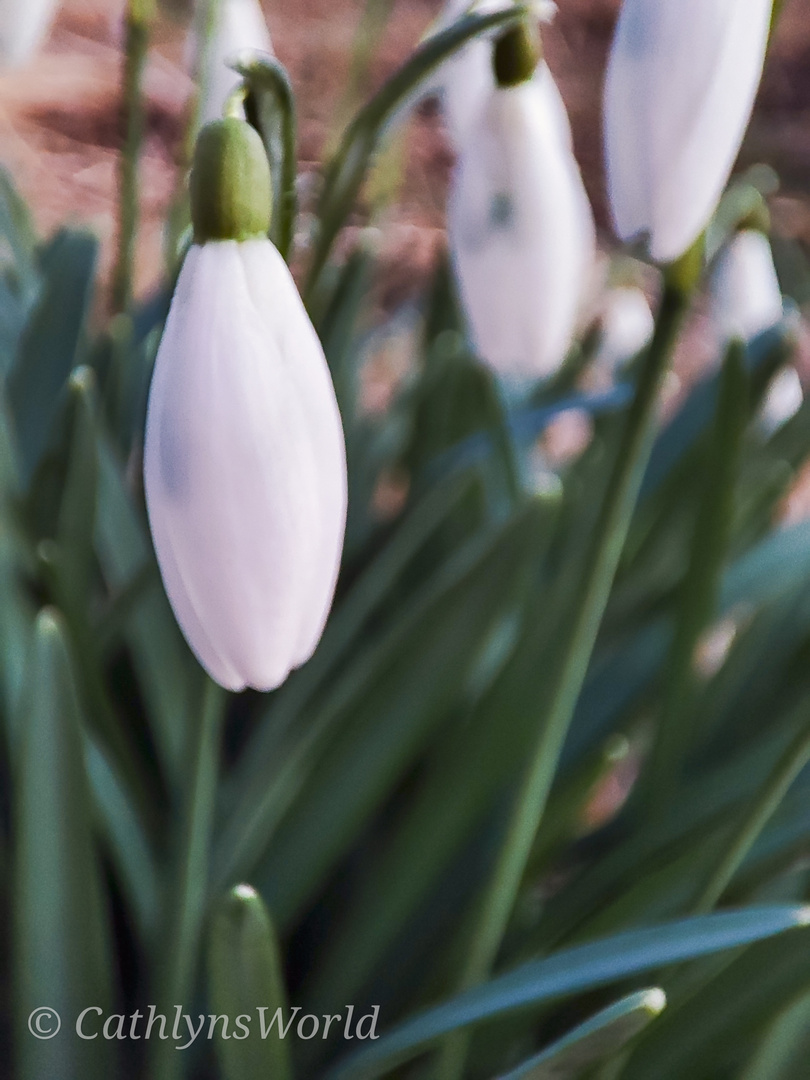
[448, 57, 595, 378]
[144, 120, 347, 692]
[759, 365, 803, 436]
[604, 0, 773, 264]
[193, 0, 273, 126]
[594, 286, 655, 376]
[709, 228, 783, 343]
[709, 228, 801, 436]
[0, 0, 59, 66]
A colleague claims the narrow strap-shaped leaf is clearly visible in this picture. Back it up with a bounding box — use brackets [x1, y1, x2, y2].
[13, 609, 113, 1080]
[94, 433, 195, 791]
[85, 735, 160, 944]
[497, 989, 666, 1080]
[7, 229, 98, 486]
[0, 394, 33, 729]
[645, 342, 748, 817]
[207, 884, 292, 1080]
[55, 367, 99, 610]
[150, 679, 225, 1080]
[323, 908, 809, 1080]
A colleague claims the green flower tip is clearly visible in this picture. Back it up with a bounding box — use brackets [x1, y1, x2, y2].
[738, 194, 772, 237]
[493, 20, 541, 88]
[190, 118, 273, 244]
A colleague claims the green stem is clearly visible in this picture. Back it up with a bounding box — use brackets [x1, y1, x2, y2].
[111, 0, 154, 314]
[692, 711, 810, 914]
[436, 273, 693, 1080]
[151, 678, 225, 1080]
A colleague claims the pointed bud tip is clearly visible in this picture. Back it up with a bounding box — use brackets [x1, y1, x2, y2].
[35, 607, 64, 640]
[232, 883, 259, 902]
[641, 988, 667, 1016]
[68, 365, 96, 397]
[493, 21, 540, 88]
[190, 118, 273, 244]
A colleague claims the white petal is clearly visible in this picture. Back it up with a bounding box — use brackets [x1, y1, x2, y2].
[594, 286, 655, 374]
[193, 0, 274, 126]
[448, 75, 595, 378]
[759, 366, 803, 436]
[0, 0, 59, 66]
[144, 241, 347, 692]
[604, 0, 773, 264]
[709, 229, 783, 343]
[238, 239, 348, 665]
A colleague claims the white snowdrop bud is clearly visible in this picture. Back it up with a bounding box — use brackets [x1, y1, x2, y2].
[448, 22, 595, 379]
[144, 119, 347, 692]
[594, 286, 655, 375]
[0, 0, 59, 66]
[709, 228, 783, 344]
[193, 0, 273, 126]
[604, 0, 774, 265]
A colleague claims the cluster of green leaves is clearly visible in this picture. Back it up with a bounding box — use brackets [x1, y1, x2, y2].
[3, 10, 810, 1080]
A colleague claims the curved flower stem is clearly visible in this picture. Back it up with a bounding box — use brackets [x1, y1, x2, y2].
[435, 262, 696, 1080]
[692, 710, 810, 915]
[111, 0, 155, 314]
[151, 678, 225, 1080]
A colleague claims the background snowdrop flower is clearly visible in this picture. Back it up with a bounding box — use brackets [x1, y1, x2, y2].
[0, 0, 60, 67]
[759, 365, 803, 436]
[709, 228, 784, 343]
[593, 286, 655, 377]
[193, 0, 273, 126]
[436, 0, 559, 149]
[709, 226, 801, 435]
[448, 21, 595, 379]
[144, 119, 347, 692]
[604, 0, 774, 264]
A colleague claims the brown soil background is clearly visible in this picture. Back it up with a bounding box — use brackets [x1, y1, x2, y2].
[0, 0, 808, 306]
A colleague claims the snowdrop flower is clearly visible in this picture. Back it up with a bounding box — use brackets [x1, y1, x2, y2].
[0, 0, 59, 66]
[594, 286, 655, 375]
[144, 119, 347, 692]
[604, 0, 774, 264]
[438, 0, 559, 149]
[709, 228, 783, 343]
[709, 227, 800, 434]
[448, 21, 595, 379]
[193, 0, 273, 126]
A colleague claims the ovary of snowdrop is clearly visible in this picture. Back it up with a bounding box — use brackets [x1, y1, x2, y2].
[192, 0, 273, 126]
[448, 23, 595, 380]
[0, 0, 59, 67]
[593, 286, 655, 377]
[144, 119, 347, 692]
[437, 0, 559, 150]
[604, 0, 774, 264]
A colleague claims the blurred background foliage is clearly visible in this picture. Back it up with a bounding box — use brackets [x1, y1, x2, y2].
[3, 2, 810, 1080]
